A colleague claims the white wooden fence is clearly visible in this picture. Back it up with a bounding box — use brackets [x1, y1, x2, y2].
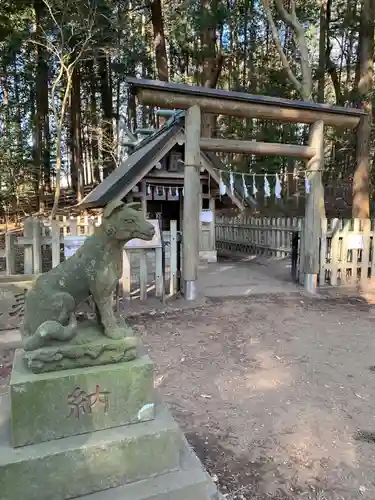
[4, 216, 179, 301]
[216, 215, 375, 290]
[215, 215, 302, 258]
[319, 218, 375, 287]
[6, 214, 375, 293]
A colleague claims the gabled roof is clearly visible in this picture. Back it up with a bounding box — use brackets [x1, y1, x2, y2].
[79, 112, 252, 210]
[79, 122, 182, 208]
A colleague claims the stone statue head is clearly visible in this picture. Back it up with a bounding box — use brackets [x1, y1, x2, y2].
[102, 201, 155, 242]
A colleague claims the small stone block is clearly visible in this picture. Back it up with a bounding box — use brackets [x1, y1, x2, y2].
[80, 436, 220, 500]
[10, 350, 155, 447]
[0, 401, 181, 500]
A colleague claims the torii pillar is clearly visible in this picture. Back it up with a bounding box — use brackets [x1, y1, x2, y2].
[183, 105, 201, 300]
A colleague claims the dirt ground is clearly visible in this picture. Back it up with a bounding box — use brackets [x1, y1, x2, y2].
[2, 291, 375, 499]
[127, 294, 375, 500]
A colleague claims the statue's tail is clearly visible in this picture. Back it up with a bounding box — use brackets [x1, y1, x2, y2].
[23, 313, 78, 352]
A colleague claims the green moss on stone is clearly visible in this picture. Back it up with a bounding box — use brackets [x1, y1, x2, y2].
[10, 350, 155, 447]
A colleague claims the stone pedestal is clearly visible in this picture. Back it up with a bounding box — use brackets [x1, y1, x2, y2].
[0, 348, 221, 500]
[10, 351, 154, 447]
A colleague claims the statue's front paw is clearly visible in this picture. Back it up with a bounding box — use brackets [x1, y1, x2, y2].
[104, 326, 132, 340]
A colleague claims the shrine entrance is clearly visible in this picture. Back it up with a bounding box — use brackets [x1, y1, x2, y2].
[127, 77, 366, 298]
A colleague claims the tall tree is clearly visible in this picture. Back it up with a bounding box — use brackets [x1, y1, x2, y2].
[352, 0, 375, 218]
[317, 0, 328, 102]
[150, 0, 168, 82]
[0, 0, 373, 218]
[199, 0, 225, 137]
[98, 52, 114, 176]
[70, 63, 84, 200]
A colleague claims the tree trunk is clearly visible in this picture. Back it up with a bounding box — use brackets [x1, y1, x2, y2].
[41, 59, 51, 194]
[352, 0, 374, 217]
[200, 0, 223, 137]
[87, 59, 100, 184]
[33, 0, 43, 211]
[150, 0, 168, 82]
[325, 0, 343, 105]
[127, 64, 138, 133]
[70, 63, 84, 201]
[98, 53, 114, 177]
[317, 0, 328, 103]
[150, 0, 168, 127]
[30, 85, 39, 199]
[34, 0, 51, 202]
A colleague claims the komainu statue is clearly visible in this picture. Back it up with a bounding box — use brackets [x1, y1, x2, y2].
[20, 201, 155, 373]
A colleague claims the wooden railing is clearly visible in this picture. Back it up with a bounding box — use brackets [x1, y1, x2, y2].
[4, 216, 179, 300]
[216, 214, 375, 290]
[216, 215, 302, 258]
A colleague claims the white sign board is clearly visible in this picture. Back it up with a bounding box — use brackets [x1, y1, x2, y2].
[125, 219, 162, 249]
[62, 220, 161, 257]
[347, 234, 364, 250]
[200, 210, 213, 223]
[64, 236, 87, 258]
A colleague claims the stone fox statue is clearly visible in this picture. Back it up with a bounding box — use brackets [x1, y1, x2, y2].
[21, 201, 155, 351]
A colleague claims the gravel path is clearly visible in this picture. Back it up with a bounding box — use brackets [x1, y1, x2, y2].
[129, 294, 375, 500]
[2, 291, 375, 499]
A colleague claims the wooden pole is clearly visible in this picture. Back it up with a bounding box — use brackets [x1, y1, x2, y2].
[200, 138, 315, 158]
[32, 218, 42, 275]
[51, 220, 61, 268]
[303, 120, 326, 293]
[141, 181, 147, 214]
[136, 88, 361, 128]
[169, 220, 178, 296]
[5, 232, 16, 275]
[209, 196, 216, 253]
[183, 104, 201, 300]
[23, 217, 34, 275]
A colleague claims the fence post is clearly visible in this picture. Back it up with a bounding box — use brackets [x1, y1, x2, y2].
[319, 218, 328, 286]
[51, 220, 61, 268]
[169, 220, 178, 296]
[155, 246, 163, 297]
[23, 217, 34, 275]
[139, 251, 148, 301]
[88, 218, 96, 235]
[361, 219, 371, 286]
[297, 218, 304, 284]
[70, 217, 78, 236]
[121, 249, 131, 300]
[5, 232, 16, 275]
[32, 218, 42, 275]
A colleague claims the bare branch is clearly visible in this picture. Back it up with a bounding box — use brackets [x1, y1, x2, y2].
[42, 0, 65, 50]
[51, 72, 72, 219]
[36, 0, 98, 217]
[273, 0, 312, 99]
[88, 122, 123, 170]
[261, 0, 302, 93]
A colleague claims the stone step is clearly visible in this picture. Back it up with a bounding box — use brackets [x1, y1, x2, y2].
[0, 400, 181, 500]
[80, 437, 220, 500]
[10, 351, 155, 447]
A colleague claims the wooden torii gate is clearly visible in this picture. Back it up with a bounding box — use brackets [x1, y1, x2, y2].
[127, 77, 366, 298]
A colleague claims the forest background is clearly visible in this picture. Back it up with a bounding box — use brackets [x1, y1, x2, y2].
[0, 0, 373, 218]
